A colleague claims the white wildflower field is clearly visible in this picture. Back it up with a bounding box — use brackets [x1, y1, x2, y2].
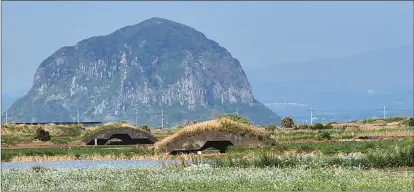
[2, 165, 413, 191]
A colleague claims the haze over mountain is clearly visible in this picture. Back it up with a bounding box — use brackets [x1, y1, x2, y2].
[245, 44, 413, 123]
[3, 44, 412, 124]
[2, 88, 29, 113]
[2, 2, 412, 124]
[3, 17, 280, 126]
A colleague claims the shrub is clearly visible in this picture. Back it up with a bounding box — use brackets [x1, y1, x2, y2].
[324, 123, 333, 129]
[318, 132, 332, 140]
[294, 124, 309, 130]
[141, 125, 151, 132]
[281, 117, 294, 128]
[219, 114, 252, 125]
[176, 125, 185, 130]
[310, 123, 324, 130]
[403, 117, 414, 127]
[360, 118, 376, 124]
[31, 166, 51, 173]
[34, 128, 51, 141]
[264, 124, 277, 132]
[383, 116, 405, 123]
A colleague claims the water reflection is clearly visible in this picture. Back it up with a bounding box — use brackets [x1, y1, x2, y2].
[1, 160, 178, 172]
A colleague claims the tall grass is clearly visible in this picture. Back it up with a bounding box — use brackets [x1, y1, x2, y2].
[227, 138, 413, 155]
[273, 127, 411, 142]
[1, 124, 86, 145]
[207, 145, 414, 169]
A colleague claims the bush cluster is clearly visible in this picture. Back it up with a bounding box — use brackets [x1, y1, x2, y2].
[219, 114, 252, 125]
[317, 132, 332, 140]
[403, 117, 414, 127]
[310, 123, 333, 130]
[294, 124, 310, 130]
[264, 124, 277, 132]
[34, 128, 51, 141]
[140, 125, 151, 132]
[281, 117, 294, 128]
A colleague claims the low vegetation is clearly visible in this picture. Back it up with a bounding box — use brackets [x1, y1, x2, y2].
[1, 115, 413, 163]
[206, 144, 414, 169]
[226, 138, 413, 155]
[317, 131, 331, 140]
[1, 124, 86, 145]
[403, 117, 414, 127]
[1, 116, 413, 191]
[218, 114, 252, 125]
[3, 138, 411, 162]
[2, 166, 413, 191]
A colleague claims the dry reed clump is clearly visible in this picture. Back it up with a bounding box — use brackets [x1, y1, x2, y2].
[356, 130, 414, 138]
[335, 152, 365, 158]
[2, 124, 86, 138]
[7, 152, 226, 163]
[8, 154, 167, 162]
[154, 118, 269, 150]
[2, 124, 38, 134]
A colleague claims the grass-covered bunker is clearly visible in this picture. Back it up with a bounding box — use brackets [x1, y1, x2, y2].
[155, 118, 272, 154]
[83, 123, 158, 145]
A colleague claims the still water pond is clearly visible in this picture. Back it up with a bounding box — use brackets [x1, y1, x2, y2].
[1, 156, 364, 172]
[1, 160, 178, 172]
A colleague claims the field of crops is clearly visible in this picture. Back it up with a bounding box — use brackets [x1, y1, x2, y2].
[2, 165, 413, 191]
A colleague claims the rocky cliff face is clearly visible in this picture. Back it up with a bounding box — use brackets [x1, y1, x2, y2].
[5, 17, 281, 126]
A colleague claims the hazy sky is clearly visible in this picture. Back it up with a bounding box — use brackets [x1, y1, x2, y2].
[2, 1, 413, 93]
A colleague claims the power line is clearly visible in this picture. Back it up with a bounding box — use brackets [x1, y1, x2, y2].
[161, 109, 164, 129]
[2, 105, 412, 125]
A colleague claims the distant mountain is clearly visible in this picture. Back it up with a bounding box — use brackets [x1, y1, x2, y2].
[245, 45, 413, 122]
[2, 88, 28, 113]
[4, 17, 280, 126]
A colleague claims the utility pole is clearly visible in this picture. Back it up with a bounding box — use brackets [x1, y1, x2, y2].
[161, 108, 164, 129]
[5, 111, 8, 125]
[308, 107, 314, 125]
[77, 109, 80, 125]
[236, 106, 239, 115]
[383, 105, 388, 119]
[135, 108, 139, 128]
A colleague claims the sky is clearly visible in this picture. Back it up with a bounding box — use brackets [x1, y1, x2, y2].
[2, 1, 413, 94]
